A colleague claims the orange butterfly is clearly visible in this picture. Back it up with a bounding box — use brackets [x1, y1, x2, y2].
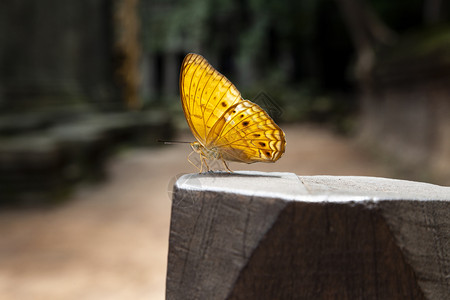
[180, 53, 286, 172]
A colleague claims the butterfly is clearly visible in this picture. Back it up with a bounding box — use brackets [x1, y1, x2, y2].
[180, 53, 286, 172]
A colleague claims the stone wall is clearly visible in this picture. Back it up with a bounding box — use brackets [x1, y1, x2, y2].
[0, 0, 120, 111]
[359, 28, 450, 184]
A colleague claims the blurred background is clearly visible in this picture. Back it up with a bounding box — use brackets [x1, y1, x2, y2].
[0, 0, 449, 299]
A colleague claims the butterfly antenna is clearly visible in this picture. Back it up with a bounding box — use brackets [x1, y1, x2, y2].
[157, 139, 192, 145]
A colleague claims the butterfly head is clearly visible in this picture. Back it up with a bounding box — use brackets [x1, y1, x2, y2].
[190, 141, 202, 153]
[191, 142, 220, 160]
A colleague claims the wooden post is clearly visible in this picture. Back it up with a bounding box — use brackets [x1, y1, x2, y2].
[166, 171, 450, 300]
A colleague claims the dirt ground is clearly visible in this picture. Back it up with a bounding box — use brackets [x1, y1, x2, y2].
[0, 124, 394, 299]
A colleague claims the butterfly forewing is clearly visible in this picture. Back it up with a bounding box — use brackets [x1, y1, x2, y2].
[180, 53, 241, 145]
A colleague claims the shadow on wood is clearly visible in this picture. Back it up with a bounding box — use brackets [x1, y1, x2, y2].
[166, 171, 450, 300]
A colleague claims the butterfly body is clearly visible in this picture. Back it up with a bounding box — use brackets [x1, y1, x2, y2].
[180, 53, 286, 171]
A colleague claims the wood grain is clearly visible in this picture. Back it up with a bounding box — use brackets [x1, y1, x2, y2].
[166, 172, 450, 300]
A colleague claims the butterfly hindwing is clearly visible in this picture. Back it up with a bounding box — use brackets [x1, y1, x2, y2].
[214, 100, 286, 163]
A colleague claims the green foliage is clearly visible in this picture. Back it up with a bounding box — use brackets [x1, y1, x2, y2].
[140, 0, 447, 126]
[371, 0, 427, 32]
[379, 25, 450, 62]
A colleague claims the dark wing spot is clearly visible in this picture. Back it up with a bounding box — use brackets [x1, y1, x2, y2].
[221, 102, 227, 107]
[259, 142, 266, 147]
[266, 151, 271, 156]
[253, 133, 261, 137]
[232, 110, 236, 113]
[242, 121, 249, 126]
[240, 114, 244, 118]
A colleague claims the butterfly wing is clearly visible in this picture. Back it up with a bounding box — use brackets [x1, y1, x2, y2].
[212, 100, 286, 163]
[180, 53, 242, 146]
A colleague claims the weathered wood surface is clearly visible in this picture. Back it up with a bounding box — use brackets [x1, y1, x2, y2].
[166, 171, 450, 300]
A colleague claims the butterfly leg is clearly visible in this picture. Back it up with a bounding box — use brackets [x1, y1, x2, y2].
[220, 155, 233, 173]
[187, 151, 201, 173]
[201, 155, 210, 172]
